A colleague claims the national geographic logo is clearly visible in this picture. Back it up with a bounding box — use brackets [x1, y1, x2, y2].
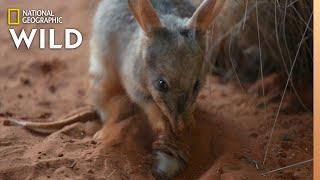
[6, 8, 82, 50]
[7, 8, 63, 25]
[7, 8, 20, 25]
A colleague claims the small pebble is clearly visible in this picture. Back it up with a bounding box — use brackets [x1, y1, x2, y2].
[69, 161, 77, 168]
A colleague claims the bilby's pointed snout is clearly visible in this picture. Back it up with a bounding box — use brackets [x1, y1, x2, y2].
[176, 94, 188, 115]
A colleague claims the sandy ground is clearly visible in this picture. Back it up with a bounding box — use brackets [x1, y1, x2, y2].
[0, 0, 313, 179]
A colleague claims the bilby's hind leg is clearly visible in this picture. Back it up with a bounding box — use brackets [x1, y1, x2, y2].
[89, 54, 124, 123]
[89, 55, 128, 140]
[94, 95, 136, 140]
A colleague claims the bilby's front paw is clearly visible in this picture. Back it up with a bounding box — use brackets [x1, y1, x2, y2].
[152, 136, 190, 179]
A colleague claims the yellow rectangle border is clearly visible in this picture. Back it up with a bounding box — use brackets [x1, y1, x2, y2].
[315, 0, 319, 179]
[7, 8, 20, 25]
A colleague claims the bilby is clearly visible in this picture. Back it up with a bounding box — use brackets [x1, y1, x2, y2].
[4, 0, 225, 179]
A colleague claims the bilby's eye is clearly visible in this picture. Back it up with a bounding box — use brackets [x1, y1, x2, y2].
[155, 79, 169, 93]
[193, 80, 200, 94]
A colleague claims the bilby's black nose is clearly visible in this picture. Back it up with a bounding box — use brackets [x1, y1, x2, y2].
[177, 94, 188, 115]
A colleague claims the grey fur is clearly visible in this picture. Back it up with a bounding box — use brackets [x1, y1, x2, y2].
[89, 0, 222, 178]
[90, 0, 206, 119]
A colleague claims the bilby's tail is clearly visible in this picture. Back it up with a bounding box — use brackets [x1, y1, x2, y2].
[3, 106, 99, 134]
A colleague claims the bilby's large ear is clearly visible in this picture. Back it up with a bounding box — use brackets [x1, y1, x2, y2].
[128, 0, 163, 36]
[187, 0, 225, 31]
